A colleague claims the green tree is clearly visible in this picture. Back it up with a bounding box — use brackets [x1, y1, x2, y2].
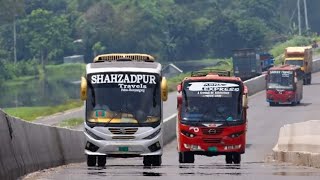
[19, 9, 72, 65]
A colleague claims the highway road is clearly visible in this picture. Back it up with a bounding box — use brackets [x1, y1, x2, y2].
[23, 72, 320, 180]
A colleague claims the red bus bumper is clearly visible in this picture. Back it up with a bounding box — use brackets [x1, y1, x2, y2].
[177, 124, 246, 155]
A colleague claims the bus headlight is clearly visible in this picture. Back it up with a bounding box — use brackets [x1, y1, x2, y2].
[143, 128, 161, 139]
[228, 131, 244, 138]
[181, 130, 196, 138]
[85, 128, 104, 140]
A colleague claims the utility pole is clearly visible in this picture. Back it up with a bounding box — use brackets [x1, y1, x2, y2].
[303, 0, 309, 31]
[297, 0, 301, 35]
[13, 15, 17, 64]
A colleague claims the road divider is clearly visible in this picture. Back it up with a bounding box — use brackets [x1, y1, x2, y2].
[0, 110, 85, 180]
[273, 120, 320, 168]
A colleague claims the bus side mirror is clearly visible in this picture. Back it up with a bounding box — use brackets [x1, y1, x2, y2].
[80, 76, 87, 101]
[242, 95, 248, 109]
[177, 84, 182, 92]
[177, 95, 182, 108]
[161, 77, 168, 101]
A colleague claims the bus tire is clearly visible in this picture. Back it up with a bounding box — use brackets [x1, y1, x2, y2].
[179, 152, 194, 163]
[152, 155, 162, 166]
[308, 76, 312, 85]
[226, 154, 233, 164]
[97, 155, 106, 167]
[143, 155, 162, 166]
[87, 155, 96, 167]
[269, 102, 276, 106]
[232, 153, 241, 164]
[143, 156, 152, 166]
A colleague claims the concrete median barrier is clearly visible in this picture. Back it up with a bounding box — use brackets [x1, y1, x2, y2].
[244, 74, 266, 96]
[0, 110, 85, 180]
[273, 120, 320, 168]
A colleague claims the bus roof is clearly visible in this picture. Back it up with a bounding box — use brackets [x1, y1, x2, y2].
[93, 53, 155, 62]
[184, 74, 242, 82]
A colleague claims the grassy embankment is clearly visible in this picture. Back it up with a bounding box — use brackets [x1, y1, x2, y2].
[58, 118, 84, 128]
[270, 35, 320, 65]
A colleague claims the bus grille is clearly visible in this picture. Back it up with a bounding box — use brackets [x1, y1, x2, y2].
[203, 138, 221, 144]
[112, 136, 135, 140]
[201, 128, 223, 135]
[109, 128, 138, 135]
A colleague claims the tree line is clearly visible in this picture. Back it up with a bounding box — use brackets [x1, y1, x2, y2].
[0, 0, 319, 68]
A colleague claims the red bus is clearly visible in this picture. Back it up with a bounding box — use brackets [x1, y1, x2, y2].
[266, 65, 304, 106]
[176, 70, 248, 164]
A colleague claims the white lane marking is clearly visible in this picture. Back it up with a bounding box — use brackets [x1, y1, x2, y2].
[164, 113, 177, 122]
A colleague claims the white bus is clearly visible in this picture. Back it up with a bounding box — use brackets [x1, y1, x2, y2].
[80, 54, 168, 167]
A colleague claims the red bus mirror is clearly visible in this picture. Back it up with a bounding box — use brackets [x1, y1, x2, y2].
[177, 84, 182, 92]
[177, 95, 182, 107]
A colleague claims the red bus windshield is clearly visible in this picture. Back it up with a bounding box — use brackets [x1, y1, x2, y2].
[267, 70, 294, 90]
[181, 81, 242, 122]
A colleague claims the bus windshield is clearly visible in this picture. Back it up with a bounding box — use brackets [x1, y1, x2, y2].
[86, 72, 161, 126]
[181, 81, 242, 122]
[267, 70, 294, 90]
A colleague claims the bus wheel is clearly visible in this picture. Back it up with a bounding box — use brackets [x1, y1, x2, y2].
[308, 76, 312, 85]
[179, 152, 194, 163]
[269, 102, 276, 106]
[232, 153, 241, 164]
[87, 155, 96, 167]
[143, 155, 162, 166]
[152, 155, 162, 166]
[226, 154, 233, 164]
[97, 155, 106, 167]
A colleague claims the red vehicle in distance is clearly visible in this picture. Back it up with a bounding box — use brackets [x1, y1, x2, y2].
[176, 70, 248, 164]
[266, 64, 304, 106]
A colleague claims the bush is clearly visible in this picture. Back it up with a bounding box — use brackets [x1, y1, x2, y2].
[270, 36, 313, 65]
[1, 60, 39, 80]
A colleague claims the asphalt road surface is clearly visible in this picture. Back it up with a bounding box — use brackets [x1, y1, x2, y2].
[24, 72, 320, 180]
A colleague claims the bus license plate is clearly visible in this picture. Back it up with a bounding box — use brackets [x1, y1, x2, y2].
[208, 146, 217, 152]
[119, 146, 129, 152]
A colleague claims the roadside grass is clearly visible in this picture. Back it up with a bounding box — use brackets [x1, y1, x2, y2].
[58, 118, 84, 128]
[3, 100, 83, 121]
[46, 63, 86, 81]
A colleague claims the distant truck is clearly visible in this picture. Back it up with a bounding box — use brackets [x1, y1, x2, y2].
[284, 46, 312, 85]
[176, 70, 248, 164]
[266, 65, 304, 106]
[259, 52, 274, 71]
[232, 48, 262, 80]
